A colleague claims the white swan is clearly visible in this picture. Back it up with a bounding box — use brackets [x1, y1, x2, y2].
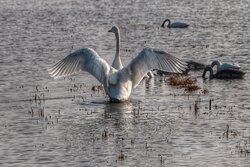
[202, 66, 245, 79]
[161, 19, 189, 28]
[48, 47, 187, 102]
[108, 26, 154, 78]
[211, 60, 240, 72]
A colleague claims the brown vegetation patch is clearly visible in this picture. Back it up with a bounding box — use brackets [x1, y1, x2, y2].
[167, 74, 200, 92]
[91, 85, 103, 91]
[201, 88, 209, 94]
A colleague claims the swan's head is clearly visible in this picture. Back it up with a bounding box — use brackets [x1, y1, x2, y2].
[108, 26, 120, 34]
[202, 66, 214, 79]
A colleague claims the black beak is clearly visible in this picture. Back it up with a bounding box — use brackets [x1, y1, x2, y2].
[108, 29, 112, 32]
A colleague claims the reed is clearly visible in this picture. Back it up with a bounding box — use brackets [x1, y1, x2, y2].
[167, 74, 200, 92]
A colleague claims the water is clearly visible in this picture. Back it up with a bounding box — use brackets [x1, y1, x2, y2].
[0, 0, 250, 166]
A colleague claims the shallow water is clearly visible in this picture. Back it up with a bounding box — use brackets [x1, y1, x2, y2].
[0, 0, 250, 166]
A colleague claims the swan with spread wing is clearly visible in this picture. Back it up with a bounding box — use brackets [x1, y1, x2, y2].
[48, 44, 187, 102]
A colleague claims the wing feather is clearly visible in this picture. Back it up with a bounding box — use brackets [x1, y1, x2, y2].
[48, 48, 110, 84]
[125, 48, 187, 88]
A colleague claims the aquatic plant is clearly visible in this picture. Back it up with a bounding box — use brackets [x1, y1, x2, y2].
[167, 74, 200, 92]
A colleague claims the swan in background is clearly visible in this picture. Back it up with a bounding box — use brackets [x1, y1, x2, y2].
[202, 66, 245, 79]
[161, 19, 189, 28]
[211, 60, 241, 72]
[108, 26, 154, 78]
[157, 60, 206, 76]
[48, 47, 187, 102]
[186, 60, 206, 71]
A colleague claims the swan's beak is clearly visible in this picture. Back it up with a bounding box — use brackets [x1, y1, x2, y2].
[108, 29, 112, 32]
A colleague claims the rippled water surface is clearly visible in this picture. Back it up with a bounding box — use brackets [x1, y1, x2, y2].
[1, 0, 250, 166]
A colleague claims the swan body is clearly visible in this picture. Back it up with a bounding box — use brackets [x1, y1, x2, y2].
[108, 26, 154, 78]
[49, 47, 187, 102]
[202, 66, 245, 79]
[211, 60, 240, 72]
[161, 19, 189, 28]
[186, 60, 206, 71]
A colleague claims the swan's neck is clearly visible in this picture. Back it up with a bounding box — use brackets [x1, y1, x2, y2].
[211, 60, 221, 72]
[112, 29, 123, 69]
[167, 19, 171, 28]
[161, 19, 170, 28]
[202, 66, 214, 79]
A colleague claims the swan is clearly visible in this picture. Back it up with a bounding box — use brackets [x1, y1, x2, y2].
[157, 60, 206, 76]
[48, 47, 187, 102]
[108, 26, 154, 78]
[161, 19, 189, 28]
[211, 60, 241, 72]
[202, 66, 245, 79]
[186, 60, 206, 71]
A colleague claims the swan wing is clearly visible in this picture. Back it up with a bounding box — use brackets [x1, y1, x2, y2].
[48, 48, 110, 84]
[125, 48, 187, 88]
[232, 63, 241, 69]
[220, 63, 241, 71]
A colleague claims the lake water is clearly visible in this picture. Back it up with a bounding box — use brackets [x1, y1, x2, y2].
[0, 0, 250, 166]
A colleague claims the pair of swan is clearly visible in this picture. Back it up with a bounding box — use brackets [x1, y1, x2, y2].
[161, 19, 189, 28]
[202, 60, 245, 79]
[49, 27, 187, 102]
[185, 60, 240, 73]
[185, 60, 240, 72]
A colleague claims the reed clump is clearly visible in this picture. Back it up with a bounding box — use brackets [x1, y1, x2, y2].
[91, 85, 103, 91]
[167, 74, 200, 92]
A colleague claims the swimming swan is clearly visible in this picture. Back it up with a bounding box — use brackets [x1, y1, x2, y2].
[161, 19, 189, 28]
[186, 60, 206, 71]
[211, 60, 240, 72]
[202, 66, 245, 79]
[48, 47, 187, 102]
[108, 26, 154, 78]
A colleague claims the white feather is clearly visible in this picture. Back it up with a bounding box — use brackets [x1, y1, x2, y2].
[48, 47, 187, 101]
[48, 48, 110, 84]
[125, 48, 187, 88]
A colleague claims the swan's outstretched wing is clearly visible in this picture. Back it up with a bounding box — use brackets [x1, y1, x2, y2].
[48, 48, 110, 84]
[125, 48, 187, 88]
[220, 63, 241, 71]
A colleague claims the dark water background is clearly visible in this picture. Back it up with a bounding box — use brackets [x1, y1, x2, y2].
[0, 0, 250, 166]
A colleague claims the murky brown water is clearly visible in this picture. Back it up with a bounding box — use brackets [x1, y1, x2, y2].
[1, 0, 250, 166]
